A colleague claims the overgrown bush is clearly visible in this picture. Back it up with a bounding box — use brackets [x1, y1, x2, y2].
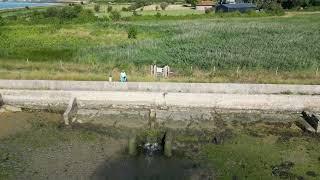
[281, 0, 313, 9]
[160, 2, 169, 10]
[7, 15, 17, 21]
[133, 10, 139, 16]
[59, 6, 78, 20]
[0, 16, 4, 26]
[128, 0, 151, 11]
[30, 10, 43, 22]
[73, 4, 83, 14]
[127, 26, 138, 39]
[155, 12, 161, 18]
[110, 10, 121, 21]
[267, 2, 285, 15]
[77, 9, 96, 22]
[185, 0, 198, 7]
[257, 0, 285, 15]
[107, 5, 113, 12]
[94, 4, 100, 12]
[205, 8, 213, 14]
[44, 7, 59, 18]
[122, 7, 129, 11]
[100, 15, 111, 22]
[39, 5, 94, 23]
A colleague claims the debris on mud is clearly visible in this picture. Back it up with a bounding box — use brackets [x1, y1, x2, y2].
[0, 152, 10, 162]
[1, 105, 22, 112]
[271, 161, 296, 179]
[275, 131, 298, 143]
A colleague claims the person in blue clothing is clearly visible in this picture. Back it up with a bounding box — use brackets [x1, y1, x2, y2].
[120, 70, 127, 82]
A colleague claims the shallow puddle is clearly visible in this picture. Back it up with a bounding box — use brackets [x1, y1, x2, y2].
[92, 156, 213, 180]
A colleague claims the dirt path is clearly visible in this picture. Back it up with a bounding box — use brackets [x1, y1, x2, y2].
[283, 11, 320, 17]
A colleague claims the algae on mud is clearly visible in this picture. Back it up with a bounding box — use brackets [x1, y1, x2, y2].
[0, 111, 320, 179]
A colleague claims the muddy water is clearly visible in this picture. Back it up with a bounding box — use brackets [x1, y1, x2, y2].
[1, 111, 320, 179]
[92, 156, 212, 180]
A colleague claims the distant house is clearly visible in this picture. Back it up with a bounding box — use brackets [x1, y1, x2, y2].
[196, 1, 215, 10]
[215, 0, 256, 12]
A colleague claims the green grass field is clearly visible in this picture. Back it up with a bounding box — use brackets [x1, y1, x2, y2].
[0, 5, 320, 83]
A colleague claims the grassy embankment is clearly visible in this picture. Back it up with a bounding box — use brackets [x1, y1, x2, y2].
[0, 5, 319, 84]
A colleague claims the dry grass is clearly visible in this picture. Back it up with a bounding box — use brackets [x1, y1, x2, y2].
[1, 60, 320, 84]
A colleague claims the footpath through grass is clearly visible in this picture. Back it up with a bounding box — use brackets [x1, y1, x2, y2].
[0, 9, 319, 83]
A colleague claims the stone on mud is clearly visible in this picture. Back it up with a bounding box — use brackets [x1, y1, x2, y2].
[2, 105, 22, 112]
[300, 111, 319, 133]
[63, 97, 78, 125]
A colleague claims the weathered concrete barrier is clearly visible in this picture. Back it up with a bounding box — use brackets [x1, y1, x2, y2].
[1, 88, 320, 131]
[1, 89, 320, 112]
[0, 90, 70, 111]
[63, 97, 78, 125]
[1, 80, 320, 95]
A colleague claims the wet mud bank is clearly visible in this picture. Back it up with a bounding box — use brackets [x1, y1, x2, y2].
[1, 110, 320, 179]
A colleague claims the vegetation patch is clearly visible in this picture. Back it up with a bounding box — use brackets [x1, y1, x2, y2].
[0, 3, 320, 83]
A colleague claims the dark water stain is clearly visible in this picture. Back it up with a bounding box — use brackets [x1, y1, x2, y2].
[306, 171, 317, 177]
[91, 156, 214, 180]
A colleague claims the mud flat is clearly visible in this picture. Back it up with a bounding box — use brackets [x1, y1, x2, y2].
[0, 111, 320, 179]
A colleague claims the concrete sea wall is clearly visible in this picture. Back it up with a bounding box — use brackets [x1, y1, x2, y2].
[1, 80, 320, 95]
[1, 80, 319, 129]
[1, 89, 320, 112]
